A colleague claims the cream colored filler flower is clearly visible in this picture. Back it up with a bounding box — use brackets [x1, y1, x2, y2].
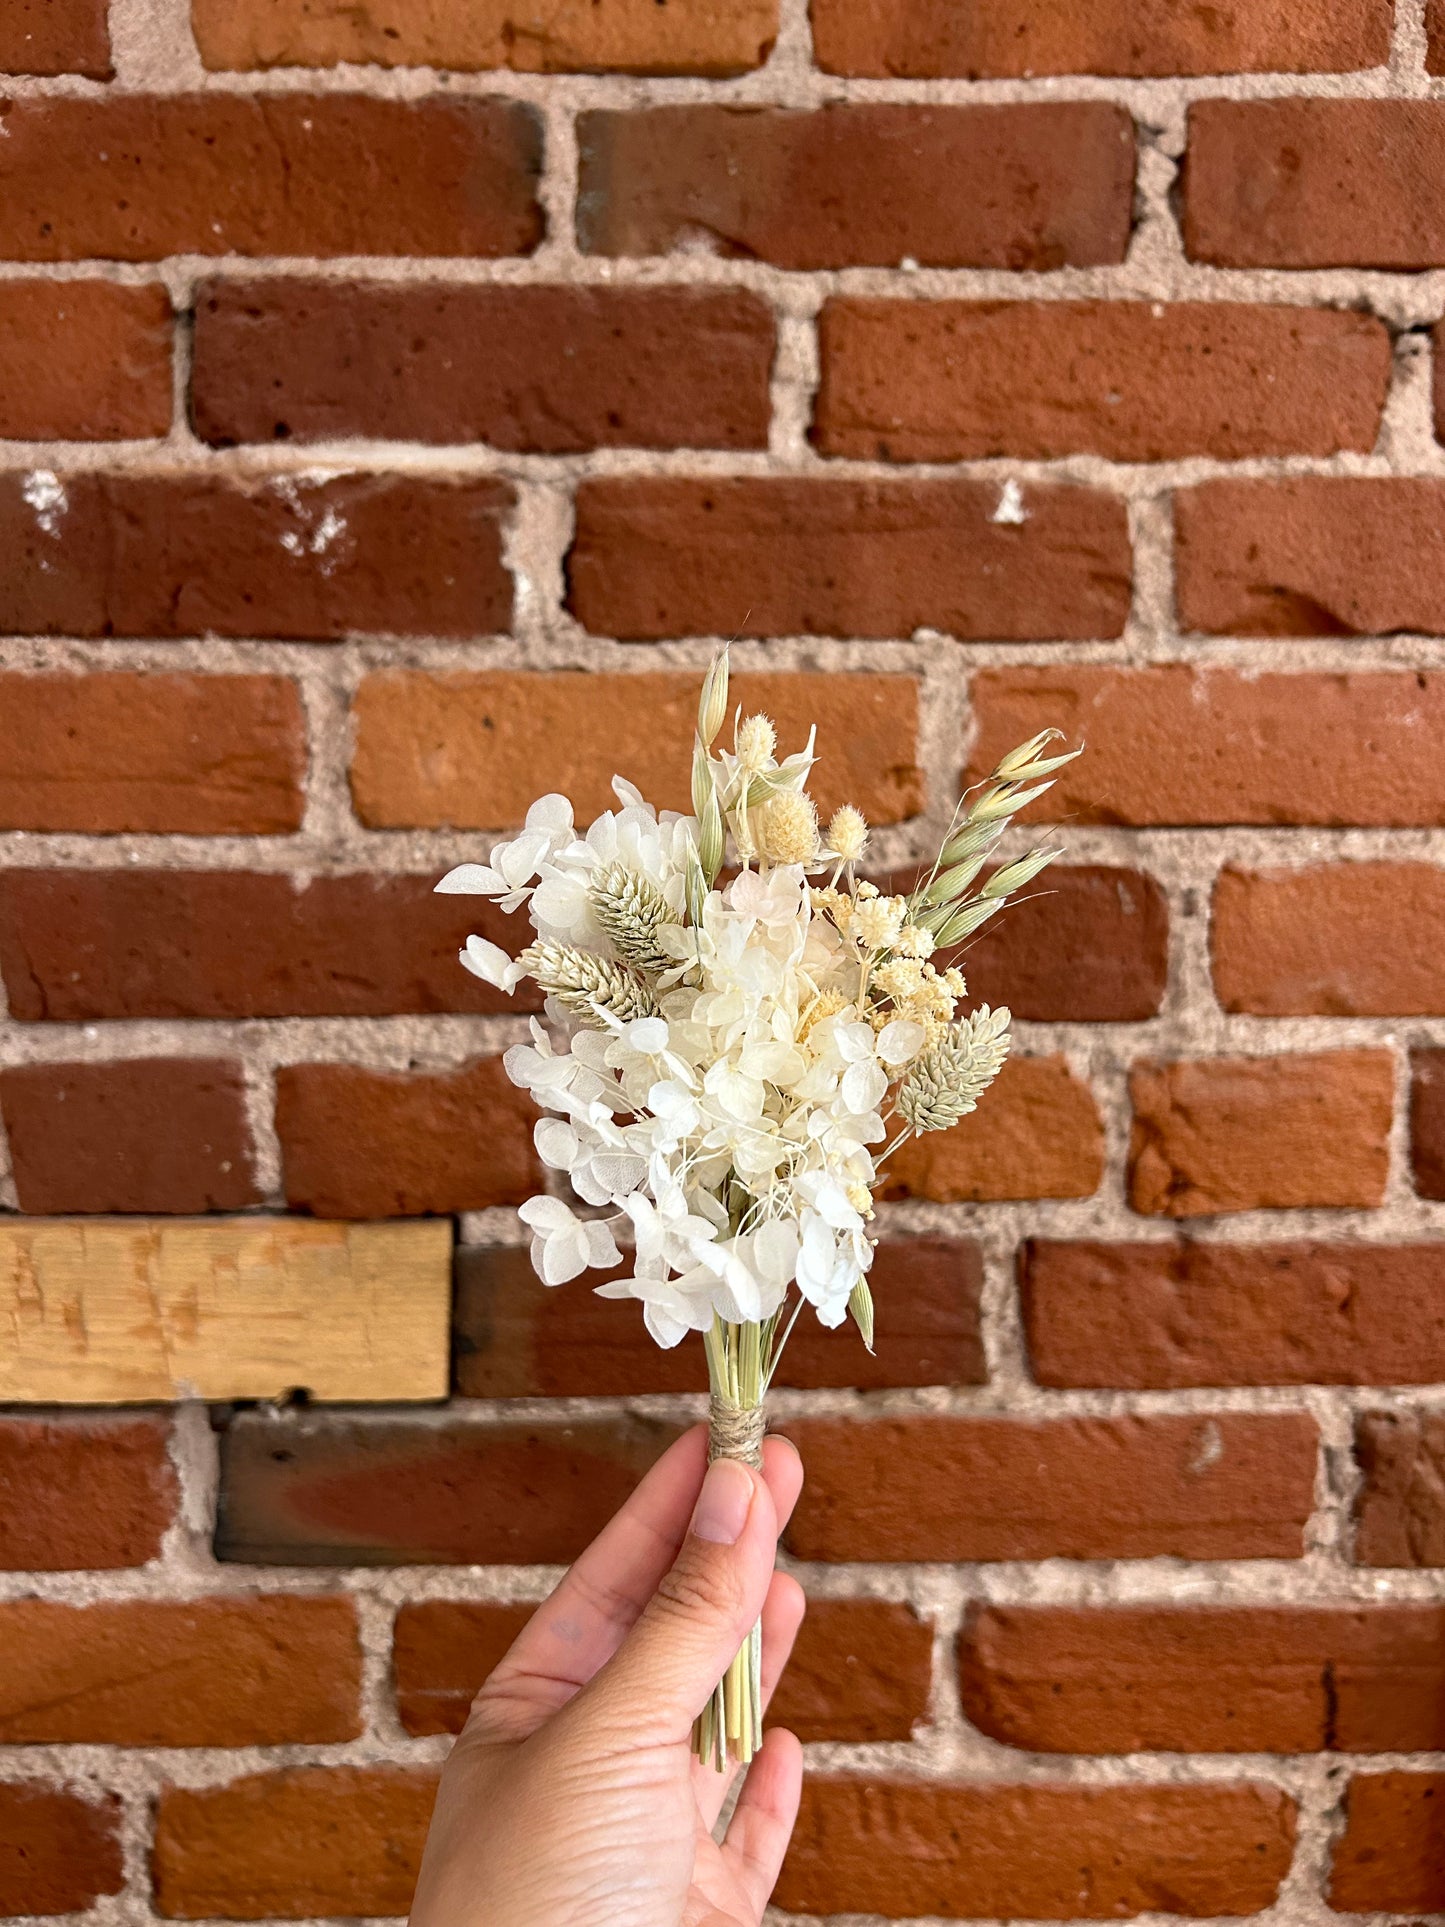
[437, 652, 1079, 1770]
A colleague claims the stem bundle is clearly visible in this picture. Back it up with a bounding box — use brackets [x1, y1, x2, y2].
[694, 1318, 770, 1771]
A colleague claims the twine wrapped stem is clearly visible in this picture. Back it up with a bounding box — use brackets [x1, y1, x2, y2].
[694, 1322, 768, 1771]
[707, 1393, 765, 1469]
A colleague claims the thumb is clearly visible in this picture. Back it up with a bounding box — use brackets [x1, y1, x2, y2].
[572, 1457, 779, 1746]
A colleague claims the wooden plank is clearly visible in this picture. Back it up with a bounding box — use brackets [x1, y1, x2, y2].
[0, 1218, 451, 1404]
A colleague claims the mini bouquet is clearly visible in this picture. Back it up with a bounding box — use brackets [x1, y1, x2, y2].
[437, 653, 1077, 1769]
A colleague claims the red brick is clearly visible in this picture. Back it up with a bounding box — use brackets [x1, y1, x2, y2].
[1330, 1773, 1445, 1913]
[193, 282, 773, 453]
[1412, 1049, 1445, 1199]
[1354, 1410, 1445, 1567]
[781, 1413, 1318, 1562]
[578, 104, 1134, 269]
[567, 476, 1130, 641]
[453, 1236, 985, 1397]
[1177, 478, 1445, 636]
[0, 96, 541, 262]
[959, 865, 1167, 1021]
[0, 283, 171, 439]
[816, 300, 1388, 461]
[0, 1784, 123, 1916]
[0, 672, 304, 834]
[960, 1604, 1445, 1753]
[775, 1779, 1295, 1919]
[394, 1595, 932, 1743]
[153, 1767, 436, 1920]
[0, 870, 541, 1023]
[0, 0, 109, 77]
[351, 669, 924, 830]
[1185, 99, 1445, 268]
[0, 1058, 259, 1214]
[193, 0, 776, 75]
[276, 1058, 541, 1219]
[1214, 863, 1445, 1016]
[1129, 1052, 1393, 1218]
[1023, 1241, 1445, 1390]
[0, 1415, 176, 1569]
[393, 1601, 531, 1735]
[1431, 1, 1445, 72]
[215, 1412, 678, 1565]
[0, 471, 511, 641]
[772, 1598, 932, 1743]
[0, 1596, 360, 1745]
[814, 0, 1389, 76]
[882, 1056, 1104, 1203]
[968, 666, 1445, 827]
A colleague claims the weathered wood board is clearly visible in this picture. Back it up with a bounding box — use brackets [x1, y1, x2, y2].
[0, 1218, 451, 1404]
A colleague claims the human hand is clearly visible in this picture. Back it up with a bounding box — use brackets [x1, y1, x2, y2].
[409, 1424, 806, 1927]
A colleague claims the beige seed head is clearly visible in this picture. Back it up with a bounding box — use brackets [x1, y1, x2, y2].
[827, 804, 869, 862]
[760, 789, 818, 864]
[735, 712, 777, 771]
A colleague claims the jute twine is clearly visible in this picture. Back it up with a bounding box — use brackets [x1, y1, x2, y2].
[707, 1394, 766, 1470]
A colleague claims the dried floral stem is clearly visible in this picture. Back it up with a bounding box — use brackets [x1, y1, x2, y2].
[694, 1318, 768, 1771]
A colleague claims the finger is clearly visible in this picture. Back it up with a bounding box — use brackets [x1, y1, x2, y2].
[695, 1569, 805, 1831]
[473, 1431, 801, 1736]
[719, 1726, 804, 1922]
[574, 1457, 780, 1746]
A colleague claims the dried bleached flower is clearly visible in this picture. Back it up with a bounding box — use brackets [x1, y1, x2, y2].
[589, 863, 680, 973]
[735, 712, 777, 771]
[897, 1005, 1012, 1132]
[827, 804, 869, 863]
[853, 893, 907, 952]
[518, 940, 658, 1026]
[760, 789, 818, 864]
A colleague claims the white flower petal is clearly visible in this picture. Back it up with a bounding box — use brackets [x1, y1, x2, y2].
[643, 1300, 691, 1349]
[526, 793, 574, 832]
[533, 1118, 579, 1170]
[518, 1195, 576, 1233]
[435, 863, 505, 895]
[540, 1236, 588, 1286]
[877, 1018, 927, 1067]
[842, 1059, 889, 1114]
[460, 935, 523, 991]
[582, 1219, 623, 1270]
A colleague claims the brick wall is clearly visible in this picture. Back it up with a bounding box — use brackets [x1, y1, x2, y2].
[3, 0, 1445, 1921]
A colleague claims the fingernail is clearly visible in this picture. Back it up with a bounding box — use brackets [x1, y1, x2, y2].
[690, 1458, 755, 1545]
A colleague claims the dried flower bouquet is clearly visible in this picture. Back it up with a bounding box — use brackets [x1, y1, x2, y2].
[437, 653, 1077, 1770]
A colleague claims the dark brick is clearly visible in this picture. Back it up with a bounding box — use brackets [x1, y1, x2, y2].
[782, 1413, 1319, 1562]
[579, 104, 1135, 269]
[1023, 1241, 1445, 1389]
[453, 1236, 985, 1397]
[567, 476, 1131, 641]
[1354, 1411, 1445, 1568]
[0, 1415, 176, 1570]
[0, 1784, 124, 1916]
[0, 1058, 259, 1214]
[216, 1411, 680, 1565]
[0, 870, 540, 1023]
[193, 281, 774, 452]
[0, 472, 512, 641]
[0, 95, 541, 261]
[276, 1058, 541, 1218]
